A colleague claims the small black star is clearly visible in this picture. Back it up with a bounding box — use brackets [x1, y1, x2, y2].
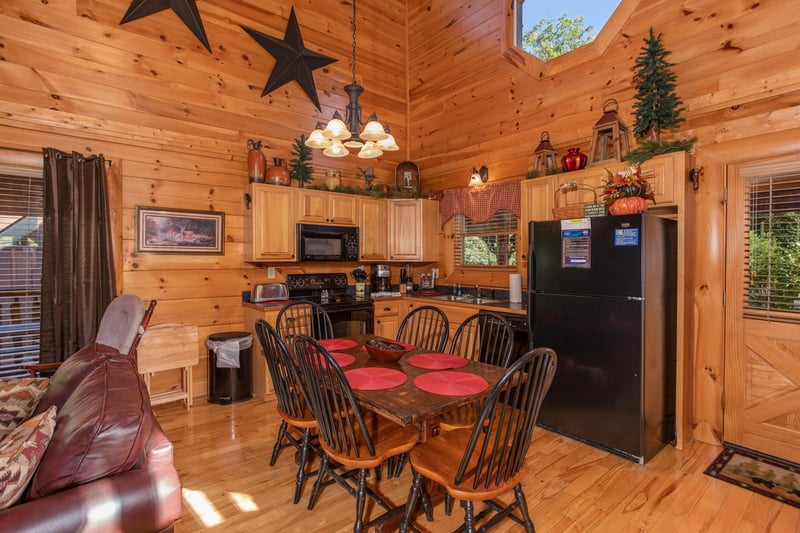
[241, 7, 337, 111]
[120, 0, 211, 53]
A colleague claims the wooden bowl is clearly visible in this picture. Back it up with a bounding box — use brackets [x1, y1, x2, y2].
[364, 339, 409, 363]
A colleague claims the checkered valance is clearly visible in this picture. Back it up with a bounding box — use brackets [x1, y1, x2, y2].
[440, 180, 521, 226]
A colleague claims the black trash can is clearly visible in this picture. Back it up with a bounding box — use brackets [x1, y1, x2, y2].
[206, 331, 252, 404]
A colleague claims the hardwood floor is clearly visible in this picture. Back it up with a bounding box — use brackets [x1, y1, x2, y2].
[155, 398, 800, 532]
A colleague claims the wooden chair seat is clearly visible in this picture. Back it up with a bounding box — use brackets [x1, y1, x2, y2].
[409, 429, 526, 501]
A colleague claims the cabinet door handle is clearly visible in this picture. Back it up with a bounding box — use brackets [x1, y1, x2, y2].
[383, 307, 391, 311]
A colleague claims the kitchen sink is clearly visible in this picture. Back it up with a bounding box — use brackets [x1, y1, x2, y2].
[421, 294, 505, 305]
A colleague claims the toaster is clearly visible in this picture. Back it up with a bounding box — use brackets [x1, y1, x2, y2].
[252, 282, 289, 303]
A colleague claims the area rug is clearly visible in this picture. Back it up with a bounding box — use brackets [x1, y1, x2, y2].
[704, 446, 800, 508]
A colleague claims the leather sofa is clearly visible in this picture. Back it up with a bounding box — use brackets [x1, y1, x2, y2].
[0, 343, 182, 532]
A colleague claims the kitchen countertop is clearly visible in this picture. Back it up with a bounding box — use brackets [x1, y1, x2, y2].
[242, 295, 527, 315]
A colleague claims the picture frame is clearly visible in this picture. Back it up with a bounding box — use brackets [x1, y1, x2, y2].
[135, 206, 224, 254]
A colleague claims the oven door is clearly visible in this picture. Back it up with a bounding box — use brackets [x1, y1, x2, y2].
[327, 305, 374, 337]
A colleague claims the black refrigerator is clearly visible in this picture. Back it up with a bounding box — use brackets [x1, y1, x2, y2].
[527, 213, 676, 464]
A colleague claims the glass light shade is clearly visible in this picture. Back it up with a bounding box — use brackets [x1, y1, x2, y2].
[469, 173, 484, 187]
[360, 114, 388, 141]
[343, 137, 364, 149]
[305, 126, 331, 149]
[358, 141, 383, 159]
[322, 113, 350, 141]
[323, 139, 349, 158]
[376, 131, 399, 151]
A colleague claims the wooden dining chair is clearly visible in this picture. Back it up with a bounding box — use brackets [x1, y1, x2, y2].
[400, 347, 557, 533]
[292, 334, 425, 533]
[438, 311, 516, 433]
[275, 300, 334, 343]
[254, 319, 321, 504]
[449, 311, 514, 367]
[396, 305, 449, 353]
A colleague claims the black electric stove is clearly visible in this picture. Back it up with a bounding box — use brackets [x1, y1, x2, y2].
[287, 273, 374, 335]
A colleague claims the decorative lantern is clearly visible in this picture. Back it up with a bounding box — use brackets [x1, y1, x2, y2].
[588, 99, 631, 165]
[533, 131, 558, 176]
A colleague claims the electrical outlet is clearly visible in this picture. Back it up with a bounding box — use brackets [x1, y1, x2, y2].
[267, 267, 276, 278]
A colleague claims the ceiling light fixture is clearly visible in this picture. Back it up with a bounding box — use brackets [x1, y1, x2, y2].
[305, 0, 398, 159]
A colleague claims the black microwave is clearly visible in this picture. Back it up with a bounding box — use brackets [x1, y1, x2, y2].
[297, 223, 359, 262]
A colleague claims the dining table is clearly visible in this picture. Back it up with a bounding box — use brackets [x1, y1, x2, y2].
[318, 333, 509, 441]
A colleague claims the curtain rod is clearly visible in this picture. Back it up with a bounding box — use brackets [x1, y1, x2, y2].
[0, 145, 40, 154]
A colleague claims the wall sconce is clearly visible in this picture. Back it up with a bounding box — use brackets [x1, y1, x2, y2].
[469, 165, 489, 187]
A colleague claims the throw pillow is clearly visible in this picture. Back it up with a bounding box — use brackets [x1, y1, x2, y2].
[0, 405, 57, 509]
[0, 378, 50, 441]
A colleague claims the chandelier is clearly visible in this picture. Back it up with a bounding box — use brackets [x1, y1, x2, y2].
[304, 0, 398, 159]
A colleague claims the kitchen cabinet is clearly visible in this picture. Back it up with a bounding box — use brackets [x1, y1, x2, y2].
[244, 184, 296, 262]
[297, 189, 357, 225]
[518, 177, 554, 266]
[359, 197, 388, 261]
[388, 199, 439, 262]
[243, 303, 281, 399]
[373, 300, 401, 339]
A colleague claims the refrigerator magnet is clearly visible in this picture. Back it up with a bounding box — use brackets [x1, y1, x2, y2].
[614, 228, 639, 246]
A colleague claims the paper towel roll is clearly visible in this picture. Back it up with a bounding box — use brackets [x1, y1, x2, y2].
[509, 273, 522, 303]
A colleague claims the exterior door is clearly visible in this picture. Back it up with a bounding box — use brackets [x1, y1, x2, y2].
[724, 156, 800, 463]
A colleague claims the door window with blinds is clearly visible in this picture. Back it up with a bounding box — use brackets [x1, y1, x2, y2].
[0, 165, 43, 377]
[744, 165, 800, 319]
[454, 210, 517, 268]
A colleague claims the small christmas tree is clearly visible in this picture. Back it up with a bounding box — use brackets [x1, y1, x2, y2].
[289, 133, 313, 187]
[631, 28, 685, 141]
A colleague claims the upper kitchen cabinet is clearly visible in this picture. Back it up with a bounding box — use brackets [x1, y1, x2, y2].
[518, 177, 554, 265]
[244, 184, 297, 262]
[359, 197, 388, 261]
[296, 189, 358, 225]
[388, 199, 439, 262]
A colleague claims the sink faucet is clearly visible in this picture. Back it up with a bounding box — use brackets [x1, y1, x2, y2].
[475, 285, 481, 299]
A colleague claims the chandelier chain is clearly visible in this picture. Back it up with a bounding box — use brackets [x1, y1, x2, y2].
[351, 0, 357, 85]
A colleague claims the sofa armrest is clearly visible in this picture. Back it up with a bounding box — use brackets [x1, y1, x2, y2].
[0, 422, 182, 533]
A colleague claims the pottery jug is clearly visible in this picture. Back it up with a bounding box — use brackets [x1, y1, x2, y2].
[561, 148, 588, 172]
[266, 157, 291, 186]
[247, 139, 265, 183]
[325, 169, 341, 189]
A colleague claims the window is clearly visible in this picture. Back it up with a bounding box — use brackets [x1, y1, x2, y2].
[454, 210, 517, 268]
[745, 171, 800, 317]
[0, 164, 43, 378]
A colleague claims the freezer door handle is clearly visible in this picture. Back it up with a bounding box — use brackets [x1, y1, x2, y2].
[627, 296, 644, 301]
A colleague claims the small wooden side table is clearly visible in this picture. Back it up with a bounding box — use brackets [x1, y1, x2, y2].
[137, 322, 199, 408]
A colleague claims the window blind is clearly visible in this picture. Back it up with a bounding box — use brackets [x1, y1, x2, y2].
[744, 170, 800, 319]
[0, 168, 43, 377]
[454, 210, 518, 268]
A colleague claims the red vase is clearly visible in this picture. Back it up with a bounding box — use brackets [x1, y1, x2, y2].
[265, 157, 291, 186]
[609, 196, 649, 215]
[561, 148, 588, 172]
[247, 139, 265, 183]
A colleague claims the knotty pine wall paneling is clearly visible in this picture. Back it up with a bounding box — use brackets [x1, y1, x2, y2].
[0, 0, 408, 400]
[407, 0, 800, 447]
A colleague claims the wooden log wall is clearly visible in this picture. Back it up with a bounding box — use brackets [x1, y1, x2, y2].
[406, 0, 800, 447]
[1, 0, 799, 447]
[0, 0, 408, 398]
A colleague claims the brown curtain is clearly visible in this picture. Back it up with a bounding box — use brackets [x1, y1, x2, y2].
[39, 148, 116, 363]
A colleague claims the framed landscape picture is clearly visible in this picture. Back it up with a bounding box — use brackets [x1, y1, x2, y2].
[135, 206, 224, 254]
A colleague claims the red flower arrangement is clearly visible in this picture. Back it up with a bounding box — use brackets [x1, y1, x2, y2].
[600, 165, 655, 205]
[601, 165, 655, 215]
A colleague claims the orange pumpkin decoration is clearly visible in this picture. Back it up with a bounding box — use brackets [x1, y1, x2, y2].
[609, 196, 649, 215]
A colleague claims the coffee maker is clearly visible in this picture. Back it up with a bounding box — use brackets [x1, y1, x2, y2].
[371, 264, 391, 292]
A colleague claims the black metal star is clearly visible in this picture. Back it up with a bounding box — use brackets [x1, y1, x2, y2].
[120, 0, 211, 53]
[241, 7, 337, 111]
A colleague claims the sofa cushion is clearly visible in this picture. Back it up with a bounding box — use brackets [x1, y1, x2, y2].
[27, 358, 153, 499]
[0, 378, 50, 441]
[33, 343, 119, 416]
[0, 405, 57, 509]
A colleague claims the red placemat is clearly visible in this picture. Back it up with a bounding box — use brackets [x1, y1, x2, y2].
[413, 371, 488, 396]
[407, 353, 469, 370]
[330, 352, 356, 368]
[319, 338, 357, 350]
[345, 368, 408, 391]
